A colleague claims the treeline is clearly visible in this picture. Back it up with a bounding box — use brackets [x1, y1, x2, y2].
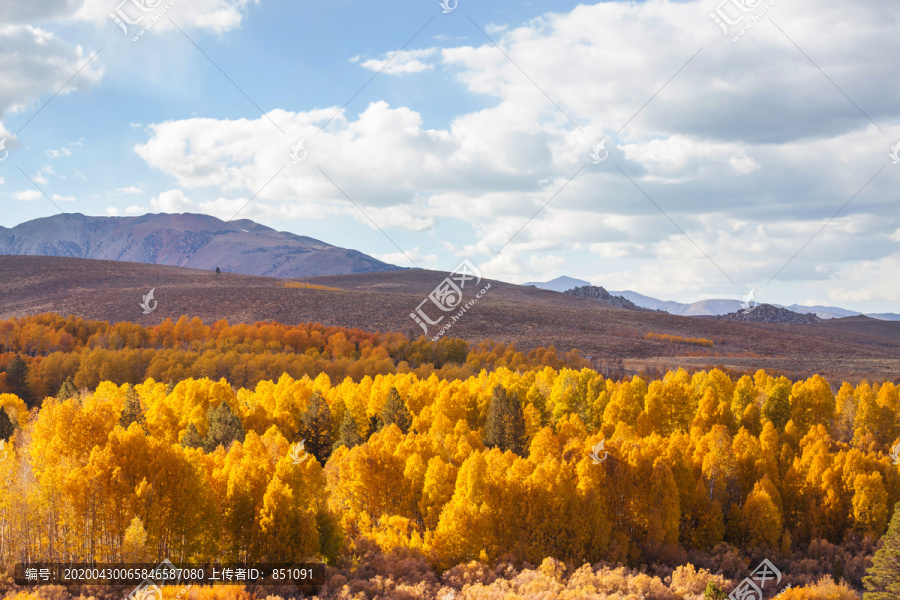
[1, 365, 899, 584]
[0, 314, 587, 407]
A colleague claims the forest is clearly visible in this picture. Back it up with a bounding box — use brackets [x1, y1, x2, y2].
[1, 314, 899, 600]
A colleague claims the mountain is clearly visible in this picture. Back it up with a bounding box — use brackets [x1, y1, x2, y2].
[563, 285, 641, 310]
[524, 275, 592, 292]
[0, 213, 400, 278]
[4, 255, 900, 383]
[720, 304, 822, 325]
[612, 290, 900, 321]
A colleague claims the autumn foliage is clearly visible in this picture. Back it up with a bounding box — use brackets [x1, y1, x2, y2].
[1, 315, 898, 598]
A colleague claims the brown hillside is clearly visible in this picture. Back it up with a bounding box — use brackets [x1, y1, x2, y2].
[0, 255, 898, 382]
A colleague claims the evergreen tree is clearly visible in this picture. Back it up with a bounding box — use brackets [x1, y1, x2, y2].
[301, 391, 333, 463]
[333, 411, 363, 452]
[6, 354, 30, 407]
[165, 380, 176, 395]
[367, 414, 383, 438]
[0, 408, 14, 441]
[703, 581, 727, 600]
[864, 501, 900, 599]
[204, 400, 245, 451]
[182, 422, 205, 450]
[484, 385, 527, 456]
[762, 378, 792, 431]
[58, 376, 77, 401]
[119, 384, 146, 429]
[381, 387, 412, 434]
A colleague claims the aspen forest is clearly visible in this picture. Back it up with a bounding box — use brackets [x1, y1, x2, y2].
[0, 315, 899, 600]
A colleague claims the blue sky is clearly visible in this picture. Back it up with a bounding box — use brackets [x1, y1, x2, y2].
[1, 0, 899, 313]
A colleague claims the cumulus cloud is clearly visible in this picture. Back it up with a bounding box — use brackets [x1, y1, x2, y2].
[0, 25, 104, 116]
[127, 0, 900, 305]
[355, 48, 440, 75]
[1, 0, 258, 35]
[150, 189, 194, 212]
[15, 190, 41, 201]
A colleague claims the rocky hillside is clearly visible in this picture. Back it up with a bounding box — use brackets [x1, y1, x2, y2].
[719, 303, 823, 325]
[563, 285, 641, 310]
[0, 213, 400, 278]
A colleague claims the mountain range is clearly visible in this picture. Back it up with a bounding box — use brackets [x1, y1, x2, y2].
[0, 213, 400, 278]
[525, 276, 900, 321]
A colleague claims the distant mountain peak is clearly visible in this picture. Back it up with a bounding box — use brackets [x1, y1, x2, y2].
[0, 212, 401, 278]
[523, 275, 592, 292]
[563, 285, 642, 310]
[719, 303, 822, 325]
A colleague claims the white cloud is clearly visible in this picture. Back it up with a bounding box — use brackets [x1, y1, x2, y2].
[116, 186, 143, 194]
[51, 194, 75, 202]
[15, 190, 41, 201]
[128, 0, 900, 307]
[0, 25, 104, 116]
[357, 48, 440, 75]
[150, 189, 194, 212]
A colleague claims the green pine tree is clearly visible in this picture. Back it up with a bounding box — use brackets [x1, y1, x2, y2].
[204, 400, 245, 451]
[762, 377, 792, 431]
[6, 354, 30, 407]
[182, 422, 205, 450]
[58, 376, 77, 401]
[333, 410, 363, 452]
[381, 386, 412, 434]
[0, 408, 15, 441]
[301, 391, 333, 463]
[119, 385, 146, 429]
[864, 501, 900, 599]
[703, 581, 727, 600]
[484, 385, 527, 456]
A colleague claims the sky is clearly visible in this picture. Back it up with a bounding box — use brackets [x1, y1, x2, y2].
[0, 0, 898, 313]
